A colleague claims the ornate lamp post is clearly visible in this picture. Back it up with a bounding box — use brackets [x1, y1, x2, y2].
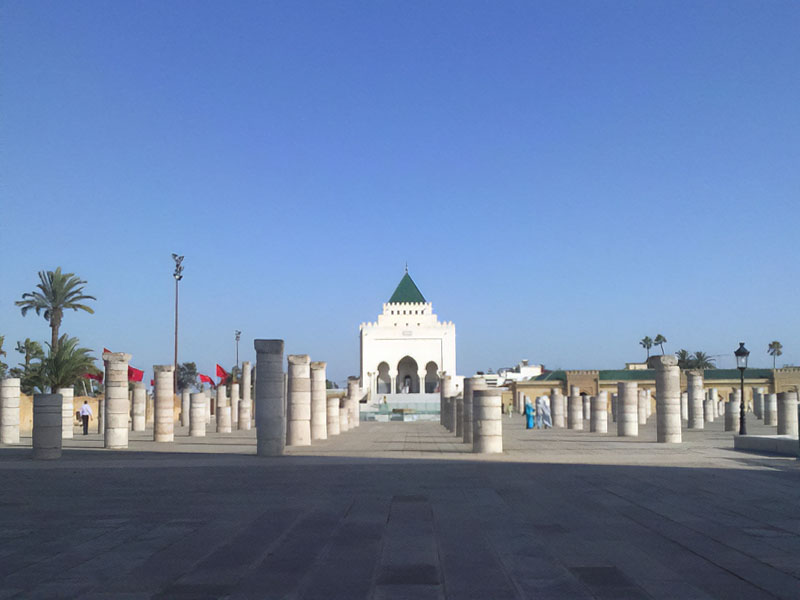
[735, 342, 749, 435]
[172, 253, 184, 394]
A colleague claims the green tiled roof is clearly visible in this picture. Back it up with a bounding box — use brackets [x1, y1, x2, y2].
[702, 368, 772, 380]
[533, 371, 566, 381]
[389, 272, 426, 304]
[599, 370, 655, 381]
[532, 368, 773, 383]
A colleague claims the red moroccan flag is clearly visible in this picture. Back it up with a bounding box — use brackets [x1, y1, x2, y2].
[128, 366, 144, 382]
[150, 379, 155, 386]
[103, 347, 112, 354]
[199, 373, 215, 387]
[216, 364, 229, 380]
[83, 372, 103, 382]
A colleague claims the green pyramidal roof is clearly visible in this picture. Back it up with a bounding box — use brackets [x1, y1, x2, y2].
[389, 272, 426, 303]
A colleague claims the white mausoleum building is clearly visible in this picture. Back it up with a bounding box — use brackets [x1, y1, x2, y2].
[360, 271, 456, 407]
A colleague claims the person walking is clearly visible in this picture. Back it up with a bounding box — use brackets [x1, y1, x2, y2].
[80, 400, 93, 435]
[524, 398, 535, 429]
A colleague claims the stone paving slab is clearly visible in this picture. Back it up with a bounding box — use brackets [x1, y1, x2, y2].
[1, 414, 799, 599]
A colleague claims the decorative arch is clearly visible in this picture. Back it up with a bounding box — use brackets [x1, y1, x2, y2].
[396, 356, 419, 393]
[376, 362, 391, 394]
[424, 361, 439, 393]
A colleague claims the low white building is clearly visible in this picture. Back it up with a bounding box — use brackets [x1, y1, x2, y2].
[360, 270, 457, 409]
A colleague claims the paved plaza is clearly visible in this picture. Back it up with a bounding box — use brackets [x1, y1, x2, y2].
[1, 416, 799, 600]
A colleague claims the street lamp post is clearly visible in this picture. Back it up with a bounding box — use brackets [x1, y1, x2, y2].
[734, 342, 750, 436]
[172, 254, 184, 394]
[234, 330, 241, 374]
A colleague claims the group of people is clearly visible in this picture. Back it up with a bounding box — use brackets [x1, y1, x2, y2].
[523, 396, 553, 430]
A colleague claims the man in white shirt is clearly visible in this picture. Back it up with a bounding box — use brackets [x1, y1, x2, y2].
[80, 400, 93, 435]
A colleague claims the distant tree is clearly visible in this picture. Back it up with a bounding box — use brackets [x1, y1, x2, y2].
[691, 351, 716, 370]
[768, 341, 783, 369]
[15, 338, 44, 369]
[654, 334, 667, 355]
[640, 336, 653, 360]
[177, 362, 198, 392]
[325, 379, 339, 389]
[15, 267, 96, 351]
[27, 335, 96, 393]
[675, 349, 692, 369]
[0, 335, 7, 378]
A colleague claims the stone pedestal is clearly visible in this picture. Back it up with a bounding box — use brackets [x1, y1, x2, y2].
[680, 392, 688, 421]
[204, 388, 211, 424]
[618, 382, 638, 437]
[58, 387, 74, 439]
[32, 393, 63, 459]
[725, 390, 741, 432]
[442, 375, 455, 432]
[473, 389, 502, 454]
[764, 393, 778, 426]
[687, 372, 704, 430]
[649, 355, 681, 443]
[346, 376, 360, 429]
[0, 378, 21, 444]
[645, 389, 652, 418]
[567, 386, 583, 430]
[777, 391, 798, 436]
[189, 392, 206, 437]
[240, 361, 252, 430]
[463, 377, 486, 444]
[181, 390, 190, 427]
[581, 394, 590, 421]
[254, 340, 285, 456]
[753, 387, 764, 420]
[286, 355, 311, 446]
[153, 365, 175, 442]
[132, 383, 146, 431]
[103, 352, 131, 448]
[550, 388, 565, 428]
[216, 405, 232, 433]
[704, 390, 715, 424]
[146, 391, 154, 426]
[590, 392, 608, 433]
[339, 401, 349, 432]
[637, 389, 648, 425]
[230, 383, 240, 429]
[310, 362, 328, 440]
[326, 394, 340, 436]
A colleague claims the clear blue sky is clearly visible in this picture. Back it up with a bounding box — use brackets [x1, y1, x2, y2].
[2, 1, 799, 384]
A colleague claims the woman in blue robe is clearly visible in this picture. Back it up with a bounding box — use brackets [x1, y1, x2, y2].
[524, 398, 535, 429]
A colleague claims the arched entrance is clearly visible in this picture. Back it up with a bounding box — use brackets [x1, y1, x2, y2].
[424, 361, 439, 393]
[396, 356, 419, 393]
[376, 362, 391, 394]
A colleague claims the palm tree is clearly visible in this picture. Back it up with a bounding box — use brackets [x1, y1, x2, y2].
[15, 267, 96, 351]
[691, 351, 716, 370]
[767, 341, 783, 369]
[640, 336, 653, 360]
[15, 338, 44, 369]
[27, 335, 96, 393]
[0, 335, 7, 378]
[654, 334, 667, 355]
[675, 349, 692, 369]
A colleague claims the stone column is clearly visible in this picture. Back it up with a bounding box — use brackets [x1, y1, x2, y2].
[0, 378, 21, 444]
[610, 392, 617, 423]
[582, 394, 591, 421]
[132, 383, 146, 431]
[181, 390, 190, 427]
[58, 387, 74, 439]
[687, 372, 704, 430]
[240, 361, 252, 430]
[230, 383, 240, 429]
[704, 389, 715, 423]
[97, 396, 104, 434]
[618, 382, 638, 437]
[442, 375, 455, 431]
[347, 376, 360, 429]
[189, 392, 206, 437]
[753, 387, 764, 420]
[339, 398, 349, 432]
[216, 384, 231, 433]
[725, 390, 741, 432]
[473, 389, 502, 454]
[650, 355, 681, 443]
[764, 393, 778, 426]
[680, 391, 688, 421]
[326, 392, 340, 436]
[550, 388, 565, 428]
[777, 391, 798, 436]
[637, 390, 648, 425]
[286, 355, 311, 446]
[567, 386, 583, 430]
[153, 365, 175, 442]
[254, 339, 285, 456]
[463, 377, 486, 444]
[645, 389, 652, 418]
[146, 391, 154, 426]
[455, 397, 464, 437]
[32, 393, 62, 460]
[310, 362, 328, 440]
[590, 392, 608, 433]
[103, 352, 131, 449]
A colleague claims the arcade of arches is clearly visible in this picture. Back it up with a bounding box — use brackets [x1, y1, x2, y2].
[375, 357, 440, 394]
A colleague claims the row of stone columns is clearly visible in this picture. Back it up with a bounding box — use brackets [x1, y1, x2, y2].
[440, 374, 502, 454]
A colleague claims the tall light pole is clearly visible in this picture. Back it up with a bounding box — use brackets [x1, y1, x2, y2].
[172, 253, 184, 394]
[735, 342, 749, 435]
[235, 330, 241, 374]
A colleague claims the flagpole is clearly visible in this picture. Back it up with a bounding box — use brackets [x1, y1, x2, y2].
[171, 254, 184, 395]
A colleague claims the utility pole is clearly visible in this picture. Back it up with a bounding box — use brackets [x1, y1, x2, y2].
[235, 330, 241, 374]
